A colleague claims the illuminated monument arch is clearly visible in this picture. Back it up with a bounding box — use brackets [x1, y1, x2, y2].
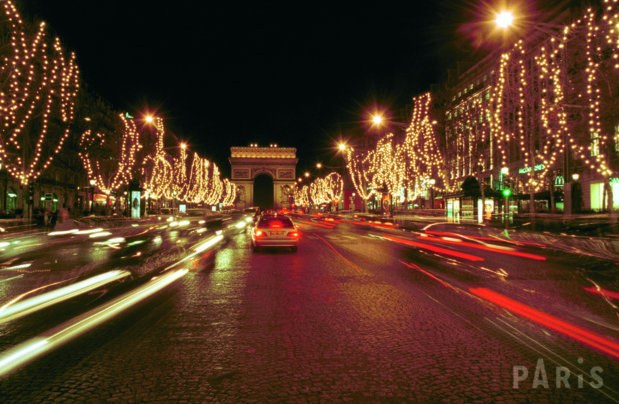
[229, 146, 298, 210]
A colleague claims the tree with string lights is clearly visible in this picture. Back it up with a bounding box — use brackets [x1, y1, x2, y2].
[141, 116, 173, 201]
[79, 113, 142, 212]
[345, 147, 377, 212]
[0, 0, 80, 202]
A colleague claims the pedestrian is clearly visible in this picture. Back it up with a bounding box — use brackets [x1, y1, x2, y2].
[49, 210, 58, 230]
[36, 209, 45, 228]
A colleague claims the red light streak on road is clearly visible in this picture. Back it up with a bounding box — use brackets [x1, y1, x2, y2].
[382, 235, 484, 261]
[301, 221, 334, 229]
[313, 233, 361, 273]
[584, 286, 619, 301]
[425, 237, 547, 261]
[425, 231, 545, 247]
[470, 287, 619, 361]
[401, 262, 461, 293]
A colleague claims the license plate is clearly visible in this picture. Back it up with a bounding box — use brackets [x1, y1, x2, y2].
[271, 231, 283, 236]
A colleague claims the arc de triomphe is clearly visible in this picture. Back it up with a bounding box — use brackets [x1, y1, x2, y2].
[229, 146, 298, 209]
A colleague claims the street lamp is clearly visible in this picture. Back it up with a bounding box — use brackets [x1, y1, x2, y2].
[572, 173, 579, 181]
[495, 11, 514, 29]
[298, 178, 302, 182]
[89, 179, 96, 214]
[316, 163, 322, 169]
[305, 172, 310, 177]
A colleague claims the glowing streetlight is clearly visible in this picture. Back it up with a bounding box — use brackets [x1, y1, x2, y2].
[181, 143, 186, 149]
[317, 163, 322, 169]
[372, 115, 383, 125]
[495, 11, 514, 29]
[298, 178, 302, 182]
[305, 172, 310, 177]
[338, 143, 347, 151]
[145, 115, 153, 123]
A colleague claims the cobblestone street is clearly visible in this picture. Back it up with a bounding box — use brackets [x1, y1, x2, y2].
[2, 224, 616, 403]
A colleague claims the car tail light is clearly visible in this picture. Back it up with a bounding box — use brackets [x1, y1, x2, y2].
[287, 232, 298, 238]
[254, 230, 263, 237]
[271, 224, 282, 228]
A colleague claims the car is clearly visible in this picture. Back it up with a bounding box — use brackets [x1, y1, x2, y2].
[251, 215, 298, 252]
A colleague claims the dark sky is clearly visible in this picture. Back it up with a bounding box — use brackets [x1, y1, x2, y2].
[19, 0, 562, 179]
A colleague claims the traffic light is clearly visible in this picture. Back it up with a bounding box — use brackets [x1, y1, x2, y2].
[503, 188, 511, 197]
[28, 183, 34, 203]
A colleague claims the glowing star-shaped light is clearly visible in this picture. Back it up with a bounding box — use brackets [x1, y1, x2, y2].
[496, 11, 514, 29]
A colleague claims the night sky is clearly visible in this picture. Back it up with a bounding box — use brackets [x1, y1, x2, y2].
[19, 0, 572, 179]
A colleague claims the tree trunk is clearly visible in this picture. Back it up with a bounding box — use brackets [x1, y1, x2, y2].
[606, 181, 616, 223]
[550, 174, 555, 214]
[478, 167, 485, 223]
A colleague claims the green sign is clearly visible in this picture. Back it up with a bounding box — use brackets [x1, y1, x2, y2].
[125, 112, 134, 119]
[554, 176, 564, 187]
[610, 177, 619, 185]
[518, 164, 545, 174]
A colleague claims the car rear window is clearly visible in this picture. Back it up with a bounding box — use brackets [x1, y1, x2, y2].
[257, 217, 294, 229]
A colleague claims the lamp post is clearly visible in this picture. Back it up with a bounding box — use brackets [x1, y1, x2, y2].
[89, 179, 96, 215]
[503, 188, 512, 229]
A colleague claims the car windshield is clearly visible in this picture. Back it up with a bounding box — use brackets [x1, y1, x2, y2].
[257, 217, 294, 229]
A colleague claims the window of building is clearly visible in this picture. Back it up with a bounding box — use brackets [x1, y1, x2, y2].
[591, 132, 600, 156]
[485, 110, 491, 121]
[464, 88, 467, 94]
[483, 75, 487, 82]
[458, 91, 461, 98]
[469, 84, 473, 91]
[6, 187, 17, 213]
[447, 112, 451, 120]
[485, 89, 490, 100]
[452, 95, 456, 101]
[615, 125, 619, 152]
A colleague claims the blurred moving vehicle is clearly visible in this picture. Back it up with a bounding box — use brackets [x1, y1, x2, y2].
[251, 215, 298, 252]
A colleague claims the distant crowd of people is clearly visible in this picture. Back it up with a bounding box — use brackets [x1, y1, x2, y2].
[34, 208, 59, 230]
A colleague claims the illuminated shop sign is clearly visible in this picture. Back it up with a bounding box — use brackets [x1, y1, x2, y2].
[518, 164, 545, 174]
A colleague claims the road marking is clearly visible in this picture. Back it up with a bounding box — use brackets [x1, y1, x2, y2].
[313, 233, 361, 274]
